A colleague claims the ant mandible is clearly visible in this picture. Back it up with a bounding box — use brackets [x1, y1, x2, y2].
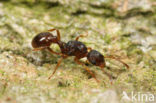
[32, 29, 129, 83]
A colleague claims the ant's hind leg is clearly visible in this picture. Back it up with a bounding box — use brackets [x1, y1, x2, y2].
[75, 32, 88, 41]
[48, 29, 61, 41]
[74, 58, 100, 83]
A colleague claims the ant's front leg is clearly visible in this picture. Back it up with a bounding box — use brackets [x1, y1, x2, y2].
[75, 32, 88, 41]
[99, 66, 114, 84]
[85, 59, 114, 84]
[74, 57, 100, 83]
[48, 28, 61, 41]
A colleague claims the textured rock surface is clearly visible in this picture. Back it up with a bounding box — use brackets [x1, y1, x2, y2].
[0, 0, 156, 103]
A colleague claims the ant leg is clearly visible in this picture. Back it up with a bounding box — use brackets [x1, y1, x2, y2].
[85, 59, 114, 84]
[99, 66, 114, 84]
[33, 47, 63, 56]
[74, 58, 100, 83]
[47, 47, 63, 56]
[32, 47, 45, 51]
[104, 56, 129, 69]
[75, 32, 88, 41]
[48, 55, 68, 80]
[48, 57, 63, 80]
[48, 29, 60, 41]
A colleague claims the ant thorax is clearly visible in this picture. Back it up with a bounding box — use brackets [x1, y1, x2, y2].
[62, 40, 88, 58]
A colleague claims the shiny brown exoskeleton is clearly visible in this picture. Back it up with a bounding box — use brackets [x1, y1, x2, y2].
[58, 40, 88, 58]
[87, 50, 106, 68]
[31, 29, 62, 55]
[32, 29, 129, 83]
[32, 32, 57, 48]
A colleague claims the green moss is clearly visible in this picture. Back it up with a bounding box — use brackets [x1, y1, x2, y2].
[0, 0, 156, 103]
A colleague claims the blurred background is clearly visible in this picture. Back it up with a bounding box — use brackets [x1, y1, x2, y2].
[0, 0, 156, 103]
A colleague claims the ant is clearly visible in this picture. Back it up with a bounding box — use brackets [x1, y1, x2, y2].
[32, 29, 129, 83]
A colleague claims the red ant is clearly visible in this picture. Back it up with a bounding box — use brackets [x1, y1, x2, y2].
[32, 29, 129, 83]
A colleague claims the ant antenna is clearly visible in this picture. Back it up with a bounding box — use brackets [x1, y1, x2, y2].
[104, 55, 129, 69]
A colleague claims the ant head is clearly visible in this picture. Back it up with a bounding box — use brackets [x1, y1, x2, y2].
[87, 50, 106, 68]
[32, 32, 58, 49]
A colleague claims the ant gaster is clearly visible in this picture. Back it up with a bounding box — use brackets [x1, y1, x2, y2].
[31, 29, 63, 55]
[32, 29, 129, 83]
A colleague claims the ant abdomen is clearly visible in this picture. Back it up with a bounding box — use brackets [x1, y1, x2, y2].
[32, 32, 58, 48]
[87, 50, 106, 68]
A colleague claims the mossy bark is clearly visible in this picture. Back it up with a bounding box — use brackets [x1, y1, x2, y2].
[0, 0, 156, 103]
